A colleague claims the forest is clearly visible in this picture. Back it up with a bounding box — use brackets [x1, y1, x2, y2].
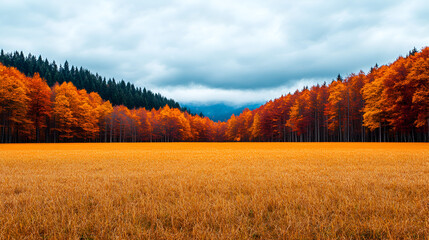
[0, 50, 189, 113]
[0, 47, 428, 143]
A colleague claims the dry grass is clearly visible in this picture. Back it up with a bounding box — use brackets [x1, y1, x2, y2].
[0, 143, 428, 239]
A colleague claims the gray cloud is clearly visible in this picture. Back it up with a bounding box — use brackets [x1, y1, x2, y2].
[1, 0, 429, 105]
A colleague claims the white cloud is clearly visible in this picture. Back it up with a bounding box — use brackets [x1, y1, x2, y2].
[151, 78, 323, 106]
[140, 61, 178, 83]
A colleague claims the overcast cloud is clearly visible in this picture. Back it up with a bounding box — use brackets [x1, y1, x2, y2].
[1, 0, 429, 106]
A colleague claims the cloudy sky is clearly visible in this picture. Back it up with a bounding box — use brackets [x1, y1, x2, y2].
[1, 0, 429, 106]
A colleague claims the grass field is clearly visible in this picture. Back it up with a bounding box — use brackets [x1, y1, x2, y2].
[0, 143, 428, 239]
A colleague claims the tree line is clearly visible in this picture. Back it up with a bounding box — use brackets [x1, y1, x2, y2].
[0, 50, 190, 113]
[0, 63, 222, 143]
[227, 47, 428, 142]
[0, 47, 428, 143]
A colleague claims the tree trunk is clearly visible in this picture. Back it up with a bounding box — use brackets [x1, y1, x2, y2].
[427, 118, 429, 142]
[347, 88, 350, 142]
[379, 122, 381, 142]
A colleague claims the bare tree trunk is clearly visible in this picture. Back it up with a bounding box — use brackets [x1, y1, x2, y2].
[427, 118, 429, 142]
[379, 122, 381, 142]
[347, 88, 350, 142]
[1, 114, 6, 143]
[338, 111, 341, 142]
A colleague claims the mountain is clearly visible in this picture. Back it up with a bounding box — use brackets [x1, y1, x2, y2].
[185, 103, 262, 122]
[0, 50, 189, 113]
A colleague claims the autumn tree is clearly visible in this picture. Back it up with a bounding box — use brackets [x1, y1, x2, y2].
[287, 89, 311, 141]
[249, 112, 261, 141]
[406, 50, 429, 139]
[0, 64, 30, 142]
[235, 108, 253, 142]
[53, 90, 75, 141]
[326, 79, 346, 141]
[382, 57, 414, 140]
[25, 73, 52, 142]
[158, 105, 192, 141]
[346, 72, 366, 141]
[226, 114, 239, 141]
[362, 66, 388, 141]
[134, 108, 151, 142]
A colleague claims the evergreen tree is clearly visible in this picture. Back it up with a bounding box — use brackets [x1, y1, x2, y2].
[0, 50, 190, 113]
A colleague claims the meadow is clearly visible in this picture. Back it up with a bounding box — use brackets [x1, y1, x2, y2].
[0, 143, 428, 239]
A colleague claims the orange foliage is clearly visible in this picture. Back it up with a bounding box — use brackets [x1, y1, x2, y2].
[1, 47, 429, 142]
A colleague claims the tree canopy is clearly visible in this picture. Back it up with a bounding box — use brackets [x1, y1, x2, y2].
[1, 47, 428, 143]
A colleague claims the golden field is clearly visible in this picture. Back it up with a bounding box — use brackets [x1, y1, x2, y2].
[0, 143, 428, 239]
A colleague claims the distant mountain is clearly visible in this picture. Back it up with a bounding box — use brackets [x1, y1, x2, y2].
[185, 103, 262, 122]
[0, 50, 189, 113]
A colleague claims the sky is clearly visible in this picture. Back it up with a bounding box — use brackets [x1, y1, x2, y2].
[1, 0, 429, 107]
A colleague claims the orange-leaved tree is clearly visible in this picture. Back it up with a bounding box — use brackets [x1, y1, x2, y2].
[25, 73, 52, 142]
[0, 63, 31, 142]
